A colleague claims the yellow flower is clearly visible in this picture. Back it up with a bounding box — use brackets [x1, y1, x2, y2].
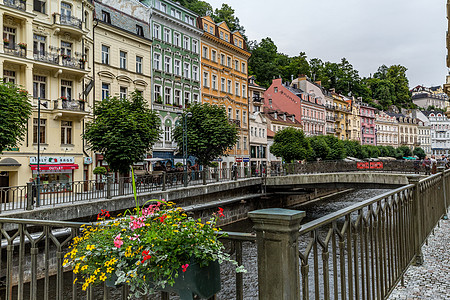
[63, 259, 69, 266]
[81, 265, 88, 271]
[86, 245, 95, 251]
[82, 282, 89, 291]
[107, 267, 114, 273]
[73, 278, 78, 284]
[100, 273, 107, 281]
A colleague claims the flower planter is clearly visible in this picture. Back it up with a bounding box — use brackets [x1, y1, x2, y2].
[106, 260, 221, 300]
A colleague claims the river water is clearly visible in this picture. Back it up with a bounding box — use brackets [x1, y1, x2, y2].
[5, 189, 387, 299]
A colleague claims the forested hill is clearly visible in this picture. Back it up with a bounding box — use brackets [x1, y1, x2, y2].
[178, 1, 413, 111]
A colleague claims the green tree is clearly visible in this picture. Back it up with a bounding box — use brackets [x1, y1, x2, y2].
[270, 128, 312, 163]
[248, 38, 280, 87]
[342, 140, 362, 158]
[84, 91, 161, 174]
[178, 0, 213, 16]
[321, 135, 345, 160]
[279, 52, 310, 82]
[395, 146, 412, 159]
[173, 103, 238, 167]
[413, 147, 426, 159]
[308, 136, 330, 160]
[0, 81, 32, 152]
[212, 4, 245, 38]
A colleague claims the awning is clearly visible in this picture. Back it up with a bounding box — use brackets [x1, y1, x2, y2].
[144, 158, 165, 162]
[30, 164, 79, 171]
[0, 158, 21, 166]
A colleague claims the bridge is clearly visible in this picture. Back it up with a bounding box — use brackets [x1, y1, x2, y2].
[1, 160, 447, 300]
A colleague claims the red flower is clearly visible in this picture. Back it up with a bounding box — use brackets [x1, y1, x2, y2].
[160, 214, 167, 223]
[181, 264, 189, 272]
[141, 250, 152, 263]
[217, 207, 224, 218]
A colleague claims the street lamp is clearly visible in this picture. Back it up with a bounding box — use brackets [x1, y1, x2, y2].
[176, 111, 192, 187]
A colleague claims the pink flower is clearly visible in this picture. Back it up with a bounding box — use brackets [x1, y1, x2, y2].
[114, 233, 123, 249]
[129, 234, 140, 241]
[129, 216, 145, 231]
[181, 264, 189, 272]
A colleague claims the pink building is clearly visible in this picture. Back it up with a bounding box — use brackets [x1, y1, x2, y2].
[264, 78, 326, 136]
[360, 103, 377, 145]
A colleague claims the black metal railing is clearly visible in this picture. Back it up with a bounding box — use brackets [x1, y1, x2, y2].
[34, 51, 59, 64]
[61, 57, 85, 69]
[3, 44, 26, 57]
[3, 0, 26, 10]
[61, 99, 85, 111]
[60, 14, 82, 29]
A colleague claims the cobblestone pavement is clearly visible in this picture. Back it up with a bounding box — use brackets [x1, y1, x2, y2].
[387, 218, 450, 300]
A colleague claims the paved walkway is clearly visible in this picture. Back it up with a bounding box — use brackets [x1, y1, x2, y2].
[388, 218, 450, 300]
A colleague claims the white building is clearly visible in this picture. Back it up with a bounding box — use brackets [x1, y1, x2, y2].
[422, 111, 450, 156]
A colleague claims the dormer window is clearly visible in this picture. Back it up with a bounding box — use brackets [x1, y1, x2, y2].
[283, 114, 286, 121]
[292, 116, 295, 122]
[274, 112, 277, 119]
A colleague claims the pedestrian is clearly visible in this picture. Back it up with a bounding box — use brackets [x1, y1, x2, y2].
[29, 178, 37, 206]
[422, 156, 431, 175]
[431, 155, 437, 174]
[231, 163, 237, 180]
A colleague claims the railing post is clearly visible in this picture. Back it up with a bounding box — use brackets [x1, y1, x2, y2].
[249, 208, 305, 300]
[162, 172, 166, 191]
[26, 182, 34, 210]
[203, 169, 207, 185]
[408, 176, 423, 266]
[106, 175, 112, 199]
[438, 167, 448, 219]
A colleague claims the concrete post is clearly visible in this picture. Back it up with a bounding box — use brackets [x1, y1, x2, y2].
[202, 169, 207, 185]
[408, 176, 423, 266]
[249, 208, 305, 300]
[438, 167, 448, 218]
[26, 182, 33, 210]
[106, 175, 112, 199]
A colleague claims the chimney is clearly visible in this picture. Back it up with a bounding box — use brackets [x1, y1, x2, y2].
[298, 74, 307, 81]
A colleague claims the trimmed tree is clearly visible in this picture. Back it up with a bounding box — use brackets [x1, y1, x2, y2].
[83, 91, 161, 174]
[413, 147, 426, 159]
[0, 82, 32, 152]
[173, 103, 238, 167]
[270, 128, 312, 163]
[308, 136, 330, 161]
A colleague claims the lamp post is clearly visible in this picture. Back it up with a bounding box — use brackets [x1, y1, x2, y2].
[177, 111, 192, 187]
[36, 97, 41, 207]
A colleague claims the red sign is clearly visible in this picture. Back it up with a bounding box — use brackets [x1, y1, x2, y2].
[356, 162, 383, 170]
[235, 158, 243, 163]
[30, 164, 79, 171]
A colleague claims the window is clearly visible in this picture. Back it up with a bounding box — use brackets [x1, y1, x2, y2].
[184, 92, 190, 105]
[60, 41, 72, 58]
[154, 85, 161, 102]
[33, 118, 46, 144]
[202, 46, 208, 59]
[183, 37, 190, 50]
[164, 87, 171, 104]
[239, 41, 242, 48]
[34, 0, 46, 13]
[183, 62, 190, 78]
[153, 53, 161, 70]
[136, 56, 143, 73]
[33, 75, 46, 99]
[101, 83, 110, 100]
[119, 86, 127, 99]
[174, 90, 180, 106]
[242, 63, 246, 73]
[174, 60, 181, 76]
[3, 70, 15, 84]
[101, 11, 110, 23]
[120, 51, 127, 69]
[192, 40, 198, 53]
[193, 94, 199, 103]
[174, 32, 180, 47]
[164, 126, 171, 141]
[161, 3, 166, 13]
[228, 107, 232, 119]
[220, 54, 225, 65]
[224, 34, 229, 42]
[136, 25, 144, 37]
[235, 82, 240, 96]
[33, 34, 46, 55]
[236, 110, 240, 121]
[227, 80, 231, 93]
[211, 50, 217, 62]
[209, 26, 213, 34]
[164, 28, 171, 43]
[203, 23, 208, 31]
[61, 2, 72, 17]
[101, 45, 109, 64]
[242, 84, 246, 98]
[236, 138, 240, 149]
[212, 75, 217, 90]
[221, 78, 225, 92]
[192, 66, 198, 81]
[3, 27, 16, 49]
[227, 56, 231, 67]
[203, 72, 209, 87]
[243, 111, 247, 124]
[61, 121, 72, 145]
[61, 80, 72, 100]
[234, 60, 239, 71]
[153, 24, 161, 39]
[175, 10, 181, 19]
[164, 56, 171, 73]
[243, 137, 247, 150]
[220, 31, 224, 40]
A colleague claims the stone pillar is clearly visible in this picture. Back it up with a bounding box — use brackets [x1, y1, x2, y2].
[408, 176, 423, 266]
[249, 208, 305, 300]
[25, 19, 33, 60]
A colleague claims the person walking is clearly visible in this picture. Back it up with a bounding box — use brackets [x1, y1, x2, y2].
[422, 156, 431, 175]
[430, 155, 437, 174]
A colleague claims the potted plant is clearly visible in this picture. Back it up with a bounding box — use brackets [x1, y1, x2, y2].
[3, 38, 9, 46]
[64, 199, 245, 299]
[93, 166, 107, 189]
[60, 96, 68, 101]
[155, 95, 163, 104]
[18, 42, 27, 50]
[61, 53, 70, 59]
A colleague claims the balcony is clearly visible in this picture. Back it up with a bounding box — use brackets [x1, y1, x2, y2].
[152, 101, 183, 112]
[34, 51, 59, 64]
[52, 98, 89, 119]
[326, 128, 335, 134]
[326, 116, 335, 122]
[253, 96, 264, 104]
[3, 44, 26, 58]
[60, 15, 82, 29]
[229, 119, 241, 128]
[3, 0, 26, 11]
[61, 57, 85, 70]
[53, 14, 83, 37]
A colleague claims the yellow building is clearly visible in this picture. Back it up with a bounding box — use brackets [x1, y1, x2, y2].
[331, 91, 351, 140]
[0, 0, 94, 188]
[93, 0, 152, 172]
[348, 98, 361, 142]
[198, 16, 251, 168]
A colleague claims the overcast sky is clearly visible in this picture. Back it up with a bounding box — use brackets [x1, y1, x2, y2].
[208, 0, 447, 89]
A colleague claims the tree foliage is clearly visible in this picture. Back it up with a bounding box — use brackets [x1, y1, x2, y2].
[270, 128, 312, 163]
[0, 81, 32, 152]
[413, 147, 426, 159]
[83, 91, 161, 174]
[173, 103, 238, 166]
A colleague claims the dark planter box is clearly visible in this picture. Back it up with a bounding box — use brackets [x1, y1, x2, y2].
[106, 260, 220, 300]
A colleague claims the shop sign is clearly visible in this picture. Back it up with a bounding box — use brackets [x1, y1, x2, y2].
[243, 158, 250, 162]
[30, 156, 75, 165]
[84, 157, 93, 165]
[236, 157, 243, 163]
[30, 164, 79, 171]
[5, 147, 19, 152]
[356, 162, 383, 170]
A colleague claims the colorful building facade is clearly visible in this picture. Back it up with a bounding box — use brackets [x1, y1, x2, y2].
[248, 76, 267, 173]
[198, 16, 250, 168]
[360, 102, 376, 145]
[331, 91, 351, 140]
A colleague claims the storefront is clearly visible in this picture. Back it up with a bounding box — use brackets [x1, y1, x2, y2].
[30, 156, 79, 192]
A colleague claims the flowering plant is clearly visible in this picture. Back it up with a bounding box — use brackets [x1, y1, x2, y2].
[18, 42, 27, 49]
[3, 38, 9, 45]
[64, 197, 244, 298]
[60, 96, 68, 101]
